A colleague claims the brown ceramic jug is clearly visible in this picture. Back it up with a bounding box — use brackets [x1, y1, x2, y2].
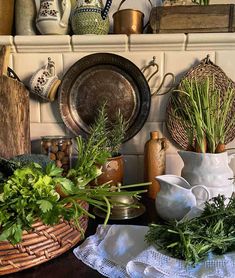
[144, 131, 167, 199]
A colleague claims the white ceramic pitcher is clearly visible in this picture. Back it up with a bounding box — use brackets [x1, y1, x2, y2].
[178, 150, 235, 199]
[35, 0, 71, 35]
[155, 175, 210, 221]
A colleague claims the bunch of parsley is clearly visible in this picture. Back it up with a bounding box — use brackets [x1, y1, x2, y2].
[0, 162, 148, 245]
[0, 163, 78, 244]
[146, 195, 235, 265]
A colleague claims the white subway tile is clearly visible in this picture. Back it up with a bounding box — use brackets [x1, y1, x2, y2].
[148, 88, 171, 122]
[123, 155, 140, 184]
[62, 52, 90, 74]
[30, 99, 40, 123]
[166, 153, 184, 176]
[163, 122, 181, 154]
[13, 53, 63, 86]
[40, 100, 63, 123]
[215, 51, 235, 81]
[121, 52, 163, 89]
[122, 122, 164, 155]
[14, 35, 72, 53]
[164, 51, 215, 85]
[30, 123, 66, 140]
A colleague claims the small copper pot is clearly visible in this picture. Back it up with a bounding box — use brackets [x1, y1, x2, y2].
[113, 0, 152, 35]
[93, 155, 124, 186]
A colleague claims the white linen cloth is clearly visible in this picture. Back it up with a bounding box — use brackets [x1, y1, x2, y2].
[73, 225, 235, 278]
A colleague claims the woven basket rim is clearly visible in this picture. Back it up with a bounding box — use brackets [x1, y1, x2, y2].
[166, 56, 235, 150]
[0, 201, 89, 276]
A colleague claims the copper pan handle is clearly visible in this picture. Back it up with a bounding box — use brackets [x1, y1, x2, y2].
[117, 0, 153, 11]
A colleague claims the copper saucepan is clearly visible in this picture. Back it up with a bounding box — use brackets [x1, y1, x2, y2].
[113, 0, 152, 35]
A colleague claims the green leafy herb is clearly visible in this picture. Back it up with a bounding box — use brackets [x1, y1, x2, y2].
[0, 163, 74, 244]
[146, 195, 235, 265]
[0, 162, 149, 245]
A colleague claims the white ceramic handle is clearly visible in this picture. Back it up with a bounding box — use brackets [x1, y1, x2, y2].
[190, 185, 210, 202]
[228, 153, 235, 163]
[60, 0, 71, 27]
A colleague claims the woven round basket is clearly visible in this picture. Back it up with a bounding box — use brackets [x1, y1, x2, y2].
[166, 56, 235, 150]
[0, 200, 88, 275]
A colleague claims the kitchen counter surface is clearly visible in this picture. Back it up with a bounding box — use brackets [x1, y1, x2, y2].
[4, 198, 157, 278]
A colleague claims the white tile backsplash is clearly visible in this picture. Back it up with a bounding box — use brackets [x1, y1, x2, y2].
[122, 122, 164, 155]
[5, 34, 235, 181]
[164, 51, 216, 85]
[13, 53, 63, 85]
[30, 99, 40, 123]
[30, 123, 66, 140]
[40, 100, 63, 123]
[215, 51, 235, 81]
[166, 154, 184, 176]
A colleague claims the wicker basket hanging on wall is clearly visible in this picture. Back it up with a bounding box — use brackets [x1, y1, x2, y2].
[166, 56, 235, 150]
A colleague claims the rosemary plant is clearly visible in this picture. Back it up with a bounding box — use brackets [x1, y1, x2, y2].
[89, 104, 128, 157]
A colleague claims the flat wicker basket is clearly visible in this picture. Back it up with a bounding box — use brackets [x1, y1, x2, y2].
[0, 200, 88, 276]
[166, 56, 235, 149]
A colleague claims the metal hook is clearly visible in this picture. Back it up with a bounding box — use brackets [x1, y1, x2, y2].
[142, 56, 159, 83]
[142, 57, 176, 96]
[151, 72, 176, 96]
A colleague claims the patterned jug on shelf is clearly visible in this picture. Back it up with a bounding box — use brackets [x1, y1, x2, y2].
[71, 0, 112, 35]
[35, 0, 71, 35]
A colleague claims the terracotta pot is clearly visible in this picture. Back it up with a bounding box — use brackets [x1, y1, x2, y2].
[93, 155, 124, 186]
[0, 0, 14, 35]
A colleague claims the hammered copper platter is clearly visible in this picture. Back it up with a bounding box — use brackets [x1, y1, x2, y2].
[59, 53, 151, 142]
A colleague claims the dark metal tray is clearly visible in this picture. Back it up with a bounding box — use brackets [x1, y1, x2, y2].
[59, 53, 151, 142]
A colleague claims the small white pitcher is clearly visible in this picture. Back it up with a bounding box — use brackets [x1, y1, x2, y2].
[35, 0, 71, 35]
[29, 57, 61, 101]
[155, 175, 210, 221]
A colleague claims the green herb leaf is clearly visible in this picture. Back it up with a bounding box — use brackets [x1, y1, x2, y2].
[37, 200, 53, 213]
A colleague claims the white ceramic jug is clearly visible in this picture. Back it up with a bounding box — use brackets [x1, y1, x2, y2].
[155, 175, 210, 221]
[178, 150, 235, 199]
[35, 0, 71, 35]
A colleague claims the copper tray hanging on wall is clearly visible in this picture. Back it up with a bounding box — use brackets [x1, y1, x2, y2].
[59, 53, 151, 142]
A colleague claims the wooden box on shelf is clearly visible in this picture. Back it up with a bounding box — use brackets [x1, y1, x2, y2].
[150, 4, 235, 33]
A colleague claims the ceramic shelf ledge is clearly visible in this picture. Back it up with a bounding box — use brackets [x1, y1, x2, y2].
[186, 33, 235, 50]
[1, 33, 235, 53]
[72, 34, 128, 52]
[0, 36, 15, 52]
[14, 35, 72, 53]
[129, 34, 187, 51]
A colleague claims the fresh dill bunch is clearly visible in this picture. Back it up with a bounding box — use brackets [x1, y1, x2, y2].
[146, 195, 235, 265]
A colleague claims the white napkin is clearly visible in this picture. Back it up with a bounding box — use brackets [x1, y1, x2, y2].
[73, 225, 235, 278]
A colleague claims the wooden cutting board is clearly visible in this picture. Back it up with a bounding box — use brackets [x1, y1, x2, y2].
[0, 46, 31, 158]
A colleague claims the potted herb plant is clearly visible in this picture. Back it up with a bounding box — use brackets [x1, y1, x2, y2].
[87, 104, 128, 186]
[171, 76, 235, 199]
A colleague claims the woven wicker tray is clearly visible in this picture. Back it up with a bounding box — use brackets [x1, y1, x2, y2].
[166, 56, 235, 150]
[0, 200, 88, 276]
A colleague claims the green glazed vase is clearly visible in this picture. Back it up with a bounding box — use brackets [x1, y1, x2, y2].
[71, 0, 112, 35]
